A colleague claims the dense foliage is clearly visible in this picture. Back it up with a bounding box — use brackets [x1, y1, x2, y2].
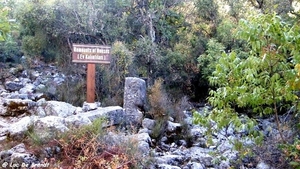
[1, 0, 298, 100]
[194, 9, 300, 168]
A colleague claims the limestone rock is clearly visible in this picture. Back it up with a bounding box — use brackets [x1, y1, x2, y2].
[123, 77, 146, 126]
[142, 118, 156, 130]
[74, 106, 125, 126]
[189, 147, 213, 167]
[131, 132, 152, 143]
[64, 115, 92, 127]
[157, 164, 181, 169]
[128, 133, 152, 156]
[137, 140, 150, 156]
[19, 83, 35, 94]
[44, 101, 76, 117]
[155, 155, 185, 166]
[257, 161, 271, 169]
[5, 81, 24, 92]
[0, 143, 39, 166]
[184, 162, 205, 169]
[34, 116, 69, 139]
[82, 101, 99, 112]
[0, 99, 36, 117]
[167, 121, 181, 133]
[8, 116, 37, 137]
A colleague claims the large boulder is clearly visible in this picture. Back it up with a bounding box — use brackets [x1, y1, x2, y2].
[0, 115, 39, 144]
[44, 101, 76, 117]
[8, 116, 37, 137]
[69, 106, 125, 127]
[123, 77, 147, 127]
[0, 99, 36, 117]
[34, 116, 69, 139]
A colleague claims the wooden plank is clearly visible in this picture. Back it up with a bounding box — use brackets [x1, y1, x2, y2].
[86, 63, 96, 103]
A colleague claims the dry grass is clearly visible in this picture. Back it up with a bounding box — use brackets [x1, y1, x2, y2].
[148, 78, 172, 120]
[10, 118, 142, 169]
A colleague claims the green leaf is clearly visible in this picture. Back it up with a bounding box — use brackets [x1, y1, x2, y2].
[290, 161, 300, 166]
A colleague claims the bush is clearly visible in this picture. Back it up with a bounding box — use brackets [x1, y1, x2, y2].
[56, 118, 140, 168]
[148, 78, 172, 120]
[195, 13, 300, 141]
[281, 139, 300, 168]
[56, 76, 86, 107]
[22, 118, 141, 168]
[197, 38, 224, 81]
[0, 36, 21, 63]
[98, 41, 134, 106]
[193, 13, 300, 168]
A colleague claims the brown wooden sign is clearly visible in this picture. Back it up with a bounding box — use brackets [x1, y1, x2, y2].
[72, 43, 111, 103]
[72, 44, 111, 64]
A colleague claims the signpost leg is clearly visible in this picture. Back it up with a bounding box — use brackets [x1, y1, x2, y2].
[87, 63, 96, 103]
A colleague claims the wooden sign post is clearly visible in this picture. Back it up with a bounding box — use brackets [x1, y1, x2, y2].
[72, 44, 111, 103]
[86, 63, 96, 102]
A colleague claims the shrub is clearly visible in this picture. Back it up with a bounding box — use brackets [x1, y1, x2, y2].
[55, 118, 140, 168]
[24, 124, 53, 146]
[56, 76, 86, 106]
[281, 139, 300, 168]
[195, 13, 300, 141]
[0, 36, 21, 63]
[148, 78, 172, 120]
[197, 38, 225, 81]
[194, 13, 300, 167]
[98, 41, 133, 106]
[21, 118, 141, 168]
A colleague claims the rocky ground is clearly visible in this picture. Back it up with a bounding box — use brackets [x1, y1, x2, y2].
[0, 63, 291, 169]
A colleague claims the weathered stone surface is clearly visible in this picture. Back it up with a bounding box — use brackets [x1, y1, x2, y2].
[189, 147, 213, 167]
[137, 140, 150, 156]
[167, 121, 181, 133]
[82, 101, 98, 112]
[8, 116, 37, 136]
[155, 155, 185, 166]
[142, 118, 156, 130]
[131, 132, 152, 143]
[64, 115, 92, 127]
[5, 81, 24, 92]
[257, 161, 272, 169]
[157, 164, 181, 169]
[34, 116, 69, 139]
[35, 116, 67, 131]
[53, 76, 65, 85]
[103, 132, 127, 146]
[74, 106, 125, 126]
[43, 146, 61, 158]
[123, 77, 146, 126]
[19, 83, 35, 94]
[183, 162, 205, 169]
[31, 71, 40, 79]
[10, 143, 26, 153]
[0, 98, 6, 115]
[44, 101, 76, 117]
[0, 99, 36, 117]
[0, 143, 39, 166]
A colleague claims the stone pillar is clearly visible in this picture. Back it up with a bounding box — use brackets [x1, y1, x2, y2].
[123, 77, 146, 127]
